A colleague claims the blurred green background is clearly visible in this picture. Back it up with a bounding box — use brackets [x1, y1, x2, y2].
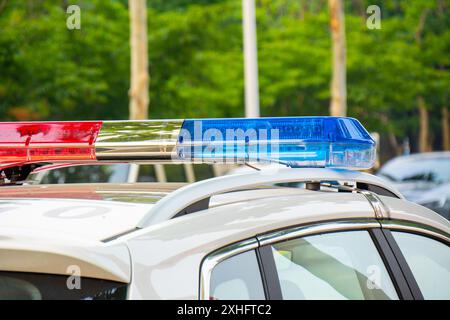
[0, 0, 448, 162]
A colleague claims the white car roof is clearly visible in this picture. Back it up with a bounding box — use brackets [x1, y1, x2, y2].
[0, 199, 148, 242]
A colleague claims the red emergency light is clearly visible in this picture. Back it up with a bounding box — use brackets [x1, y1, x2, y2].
[0, 122, 103, 163]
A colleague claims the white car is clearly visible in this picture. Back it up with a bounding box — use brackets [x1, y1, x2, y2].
[0, 117, 449, 300]
[377, 152, 450, 219]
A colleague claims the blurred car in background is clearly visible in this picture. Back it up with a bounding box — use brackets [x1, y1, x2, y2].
[377, 152, 450, 219]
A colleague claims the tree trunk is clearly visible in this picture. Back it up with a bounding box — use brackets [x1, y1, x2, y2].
[380, 114, 401, 156]
[351, 0, 365, 18]
[129, 0, 149, 120]
[442, 107, 450, 151]
[418, 97, 431, 152]
[415, 11, 430, 153]
[388, 132, 401, 156]
[328, 0, 347, 117]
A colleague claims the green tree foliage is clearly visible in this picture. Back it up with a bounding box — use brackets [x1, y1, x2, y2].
[0, 0, 448, 153]
[0, 0, 130, 120]
[147, 1, 244, 118]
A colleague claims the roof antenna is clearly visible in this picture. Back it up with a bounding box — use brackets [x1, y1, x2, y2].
[243, 137, 261, 171]
[244, 162, 261, 171]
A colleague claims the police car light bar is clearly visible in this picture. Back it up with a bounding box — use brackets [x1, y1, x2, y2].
[0, 117, 376, 169]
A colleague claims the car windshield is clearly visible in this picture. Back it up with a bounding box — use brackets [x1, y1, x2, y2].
[378, 156, 450, 184]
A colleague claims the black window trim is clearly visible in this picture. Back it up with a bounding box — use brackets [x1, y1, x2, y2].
[256, 245, 283, 300]
[379, 229, 424, 300]
[369, 228, 415, 299]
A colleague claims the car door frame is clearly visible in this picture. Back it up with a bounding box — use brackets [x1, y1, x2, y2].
[200, 219, 421, 300]
[378, 219, 450, 300]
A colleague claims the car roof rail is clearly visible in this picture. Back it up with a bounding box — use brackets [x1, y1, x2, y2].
[137, 168, 403, 228]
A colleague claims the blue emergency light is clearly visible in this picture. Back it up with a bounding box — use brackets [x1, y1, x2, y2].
[176, 117, 376, 169]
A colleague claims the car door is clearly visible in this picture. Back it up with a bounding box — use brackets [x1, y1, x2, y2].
[379, 220, 450, 299]
[200, 220, 415, 300]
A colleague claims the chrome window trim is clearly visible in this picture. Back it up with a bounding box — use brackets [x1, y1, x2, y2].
[199, 238, 259, 300]
[257, 219, 380, 247]
[381, 220, 450, 243]
[358, 190, 390, 220]
[199, 219, 380, 300]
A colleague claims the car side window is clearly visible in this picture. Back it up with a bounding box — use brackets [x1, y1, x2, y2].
[209, 250, 265, 300]
[391, 231, 450, 299]
[270, 230, 398, 300]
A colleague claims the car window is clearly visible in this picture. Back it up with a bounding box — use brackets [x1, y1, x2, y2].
[391, 231, 450, 299]
[209, 250, 265, 300]
[270, 231, 398, 300]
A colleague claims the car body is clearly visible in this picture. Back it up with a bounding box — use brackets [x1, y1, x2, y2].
[0, 168, 449, 300]
[377, 152, 450, 219]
